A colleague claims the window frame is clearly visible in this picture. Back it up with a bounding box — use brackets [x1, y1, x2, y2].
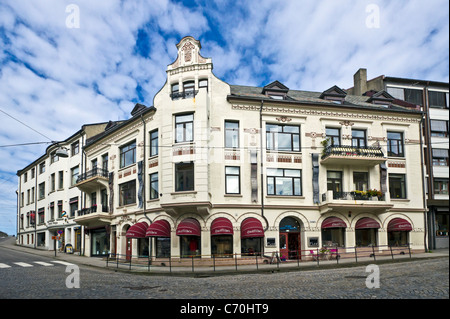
[225, 120, 239, 149]
[266, 124, 301, 152]
[150, 129, 158, 157]
[149, 172, 159, 199]
[175, 113, 194, 143]
[119, 140, 136, 168]
[326, 127, 341, 146]
[389, 173, 407, 199]
[175, 162, 194, 192]
[119, 180, 137, 206]
[387, 131, 405, 157]
[225, 166, 241, 194]
[266, 168, 302, 196]
[351, 129, 367, 148]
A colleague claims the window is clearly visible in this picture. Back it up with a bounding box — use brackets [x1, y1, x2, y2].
[434, 179, 449, 195]
[171, 83, 180, 99]
[57, 200, 63, 218]
[71, 141, 79, 156]
[24, 172, 27, 183]
[432, 149, 449, 166]
[430, 120, 449, 137]
[327, 171, 342, 198]
[58, 171, 64, 190]
[183, 81, 195, 98]
[175, 114, 194, 143]
[150, 130, 158, 157]
[225, 121, 239, 149]
[50, 173, 55, 192]
[387, 131, 404, 157]
[175, 162, 194, 192]
[149, 172, 159, 199]
[120, 141, 136, 168]
[199, 79, 208, 91]
[225, 166, 240, 194]
[31, 168, 35, 179]
[266, 124, 300, 152]
[267, 168, 301, 196]
[38, 208, 45, 225]
[326, 127, 340, 146]
[353, 172, 369, 191]
[102, 154, 108, 171]
[39, 162, 45, 174]
[352, 129, 366, 148]
[389, 174, 406, 199]
[38, 182, 45, 200]
[119, 180, 136, 206]
[404, 88, 423, 106]
[428, 91, 448, 108]
[50, 151, 59, 164]
[71, 166, 79, 186]
[69, 197, 78, 217]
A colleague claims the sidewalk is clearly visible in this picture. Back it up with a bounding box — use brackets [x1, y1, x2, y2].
[1, 237, 448, 275]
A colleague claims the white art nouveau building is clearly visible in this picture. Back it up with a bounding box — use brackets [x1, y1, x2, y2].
[17, 37, 427, 260]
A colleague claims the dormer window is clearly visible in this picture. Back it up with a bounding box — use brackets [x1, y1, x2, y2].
[320, 85, 347, 104]
[367, 90, 394, 108]
[262, 80, 289, 100]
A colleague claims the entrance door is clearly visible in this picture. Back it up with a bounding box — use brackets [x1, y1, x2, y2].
[288, 233, 301, 260]
[279, 233, 288, 259]
[126, 238, 132, 261]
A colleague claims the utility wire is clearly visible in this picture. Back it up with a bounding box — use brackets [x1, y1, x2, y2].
[0, 108, 55, 143]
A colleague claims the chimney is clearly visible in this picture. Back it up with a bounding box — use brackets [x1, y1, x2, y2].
[353, 68, 368, 96]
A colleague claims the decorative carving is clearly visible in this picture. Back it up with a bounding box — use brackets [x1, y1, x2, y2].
[276, 116, 292, 122]
[182, 41, 195, 62]
[339, 120, 354, 126]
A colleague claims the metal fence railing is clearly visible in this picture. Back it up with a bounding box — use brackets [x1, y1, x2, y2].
[105, 244, 413, 273]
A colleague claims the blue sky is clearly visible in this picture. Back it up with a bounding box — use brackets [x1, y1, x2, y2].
[0, 0, 449, 235]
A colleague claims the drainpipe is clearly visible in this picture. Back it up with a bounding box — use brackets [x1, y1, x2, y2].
[140, 114, 150, 223]
[419, 107, 428, 252]
[259, 100, 269, 232]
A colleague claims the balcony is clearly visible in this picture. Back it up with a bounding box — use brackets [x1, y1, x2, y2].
[321, 145, 386, 167]
[74, 204, 111, 227]
[75, 168, 109, 192]
[319, 190, 393, 215]
[170, 90, 198, 100]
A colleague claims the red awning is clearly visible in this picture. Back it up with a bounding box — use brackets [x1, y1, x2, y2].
[241, 218, 264, 239]
[146, 220, 171, 237]
[388, 218, 412, 232]
[322, 217, 346, 229]
[126, 222, 148, 238]
[211, 217, 233, 236]
[355, 218, 380, 229]
[176, 218, 201, 236]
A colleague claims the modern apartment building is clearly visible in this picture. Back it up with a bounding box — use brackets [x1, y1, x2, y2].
[348, 69, 449, 249]
[17, 37, 427, 260]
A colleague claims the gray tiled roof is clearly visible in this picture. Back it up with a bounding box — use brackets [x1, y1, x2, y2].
[229, 85, 422, 114]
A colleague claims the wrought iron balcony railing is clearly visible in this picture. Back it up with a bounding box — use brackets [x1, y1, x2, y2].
[321, 145, 384, 160]
[76, 167, 109, 184]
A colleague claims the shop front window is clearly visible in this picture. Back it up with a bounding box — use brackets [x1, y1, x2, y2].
[180, 236, 201, 258]
[91, 229, 110, 256]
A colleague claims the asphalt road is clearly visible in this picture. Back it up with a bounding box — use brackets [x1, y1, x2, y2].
[1, 239, 448, 298]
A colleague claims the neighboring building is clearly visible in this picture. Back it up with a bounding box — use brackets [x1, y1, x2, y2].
[16, 123, 111, 252]
[17, 37, 428, 260]
[348, 69, 449, 249]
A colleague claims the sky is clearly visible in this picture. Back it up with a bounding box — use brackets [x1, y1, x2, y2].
[0, 0, 448, 235]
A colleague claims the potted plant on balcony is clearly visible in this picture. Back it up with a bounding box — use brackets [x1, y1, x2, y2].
[367, 189, 383, 200]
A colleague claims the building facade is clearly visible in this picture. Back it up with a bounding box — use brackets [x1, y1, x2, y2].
[16, 123, 110, 252]
[349, 69, 449, 249]
[17, 37, 427, 260]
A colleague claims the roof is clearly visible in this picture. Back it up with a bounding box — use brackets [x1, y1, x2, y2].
[228, 83, 423, 114]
